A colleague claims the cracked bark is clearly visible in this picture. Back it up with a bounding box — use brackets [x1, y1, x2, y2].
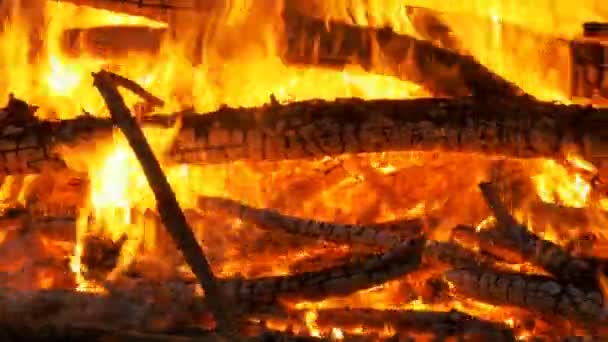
[445, 267, 605, 324]
[282, 7, 526, 98]
[219, 237, 424, 307]
[197, 196, 423, 249]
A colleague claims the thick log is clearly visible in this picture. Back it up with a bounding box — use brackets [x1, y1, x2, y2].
[282, 8, 527, 98]
[197, 196, 423, 249]
[450, 225, 527, 264]
[9, 96, 608, 175]
[308, 308, 515, 341]
[445, 267, 606, 324]
[478, 182, 597, 287]
[219, 237, 424, 307]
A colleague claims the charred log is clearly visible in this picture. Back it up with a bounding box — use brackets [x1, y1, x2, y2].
[61, 26, 166, 60]
[478, 182, 597, 287]
[282, 7, 526, 98]
[80, 233, 127, 281]
[445, 267, 605, 324]
[308, 308, 515, 341]
[197, 196, 422, 249]
[7, 96, 608, 175]
[164, 97, 603, 166]
[219, 237, 424, 307]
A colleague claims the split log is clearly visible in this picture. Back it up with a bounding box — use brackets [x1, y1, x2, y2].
[61, 26, 166, 59]
[478, 182, 597, 288]
[197, 196, 423, 249]
[282, 7, 527, 98]
[307, 308, 515, 341]
[10, 96, 608, 176]
[445, 267, 606, 324]
[219, 237, 424, 307]
[92, 69, 236, 338]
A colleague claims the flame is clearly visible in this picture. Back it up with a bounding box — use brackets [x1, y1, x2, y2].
[532, 159, 591, 208]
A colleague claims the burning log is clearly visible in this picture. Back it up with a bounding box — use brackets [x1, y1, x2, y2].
[219, 237, 425, 307]
[8, 95, 608, 176]
[445, 267, 606, 324]
[424, 240, 499, 269]
[61, 26, 166, 59]
[197, 196, 423, 249]
[282, 7, 527, 98]
[92, 70, 236, 338]
[450, 225, 527, 264]
[308, 308, 516, 341]
[478, 182, 597, 287]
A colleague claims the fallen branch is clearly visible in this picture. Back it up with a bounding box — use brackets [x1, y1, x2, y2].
[197, 196, 423, 249]
[478, 182, 596, 287]
[283, 7, 527, 98]
[445, 267, 606, 324]
[219, 237, 425, 307]
[92, 70, 236, 339]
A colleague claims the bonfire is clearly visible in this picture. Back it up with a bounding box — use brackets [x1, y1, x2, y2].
[0, 0, 607, 341]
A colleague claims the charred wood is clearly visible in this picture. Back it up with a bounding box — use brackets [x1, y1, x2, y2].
[445, 267, 606, 324]
[450, 225, 527, 264]
[282, 8, 527, 98]
[197, 196, 422, 249]
[92, 69, 236, 339]
[424, 240, 499, 269]
[8, 96, 608, 175]
[164, 97, 603, 166]
[61, 26, 166, 59]
[478, 182, 597, 287]
[308, 308, 515, 341]
[219, 237, 424, 307]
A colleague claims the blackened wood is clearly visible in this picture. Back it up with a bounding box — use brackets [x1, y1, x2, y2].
[197, 196, 422, 249]
[310, 308, 515, 341]
[282, 8, 527, 98]
[478, 182, 596, 287]
[10, 96, 608, 175]
[424, 240, 499, 269]
[219, 237, 424, 307]
[91, 69, 236, 339]
[445, 267, 605, 324]
[61, 26, 166, 59]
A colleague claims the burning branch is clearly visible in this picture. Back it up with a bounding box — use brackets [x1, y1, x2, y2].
[197, 196, 423, 249]
[91, 70, 236, 339]
[6, 95, 608, 176]
[219, 237, 425, 306]
[283, 7, 527, 98]
[478, 182, 596, 287]
[445, 267, 606, 324]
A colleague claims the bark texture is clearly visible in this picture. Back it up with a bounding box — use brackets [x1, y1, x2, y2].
[197, 196, 422, 249]
[219, 237, 424, 307]
[445, 267, 606, 323]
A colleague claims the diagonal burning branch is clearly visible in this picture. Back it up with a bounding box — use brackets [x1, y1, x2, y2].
[91, 70, 236, 339]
